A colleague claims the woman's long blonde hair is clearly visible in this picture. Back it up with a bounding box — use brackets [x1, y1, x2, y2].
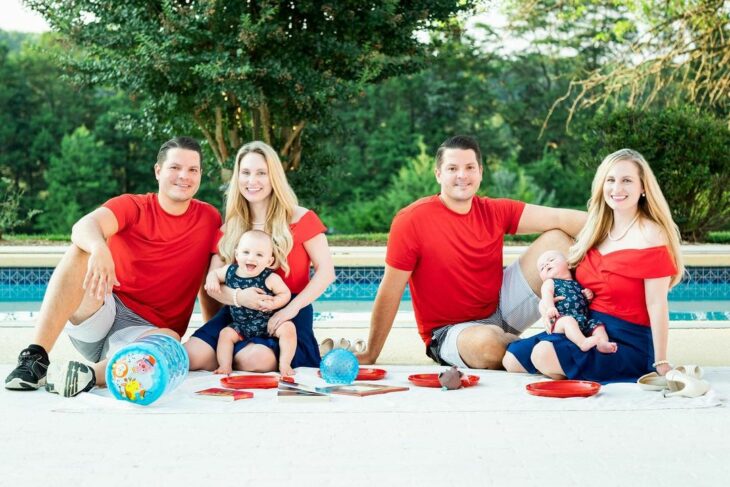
[218, 141, 298, 275]
[568, 148, 684, 287]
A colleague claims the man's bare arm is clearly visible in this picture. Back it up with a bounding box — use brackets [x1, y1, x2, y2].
[71, 207, 120, 299]
[357, 265, 412, 365]
[516, 204, 587, 238]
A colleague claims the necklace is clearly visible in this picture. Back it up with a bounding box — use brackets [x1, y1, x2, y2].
[607, 213, 639, 241]
[251, 221, 265, 226]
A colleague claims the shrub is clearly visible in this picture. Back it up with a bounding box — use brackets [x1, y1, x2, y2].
[0, 179, 40, 240]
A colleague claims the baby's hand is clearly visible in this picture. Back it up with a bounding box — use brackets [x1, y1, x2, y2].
[258, 296, 277, 312]
[204, 271, 221, 293]
[266, 316, 278, 335]
[543, 307, 559, 333]
[581, 288, 594, 301]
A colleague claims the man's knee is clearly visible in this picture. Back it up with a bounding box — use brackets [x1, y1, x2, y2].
[154, 328, 181, 341]
[541, 228, 573, 245]
[520, 229, 575, 295]
[138, 327, 181, 342]
[459, 327, 508, 370]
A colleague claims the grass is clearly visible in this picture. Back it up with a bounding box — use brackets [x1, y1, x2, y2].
[2, 231, 729, 246]
[0, 233, 71, 245]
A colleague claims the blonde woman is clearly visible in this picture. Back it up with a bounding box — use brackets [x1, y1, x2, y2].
[503, 149, 683, 382]
[185, 141, 335, 372]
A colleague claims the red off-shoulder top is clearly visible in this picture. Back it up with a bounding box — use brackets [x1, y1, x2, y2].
[574, 246, 678, 326]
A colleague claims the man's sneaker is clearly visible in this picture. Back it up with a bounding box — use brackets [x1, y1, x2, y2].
[5, 346, 49, 390]
[45, 361, 96, 397]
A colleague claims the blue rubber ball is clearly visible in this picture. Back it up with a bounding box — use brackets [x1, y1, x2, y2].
[320, 349, 359, 384]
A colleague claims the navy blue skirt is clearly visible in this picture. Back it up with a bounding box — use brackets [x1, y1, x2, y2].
[191, 294, 321, 368]
[506, 311, 654, 384]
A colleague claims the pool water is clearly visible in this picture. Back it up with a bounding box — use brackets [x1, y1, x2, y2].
[2, 282, 728, 320]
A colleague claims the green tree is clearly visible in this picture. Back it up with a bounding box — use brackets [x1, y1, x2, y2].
[507, 1, 730, 124]
[324, 141, 439, 233]
[0, 32, 102, 231]
[317, 26, 515, 211]
[39, 126, 119, 233]
[27, 0, 476, 174]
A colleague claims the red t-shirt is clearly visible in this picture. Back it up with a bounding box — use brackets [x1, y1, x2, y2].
[275, 210, 327, 294]
[104, 194, 222, 336]
[575, 246, 678, 326]
[386, 195, 525, 344]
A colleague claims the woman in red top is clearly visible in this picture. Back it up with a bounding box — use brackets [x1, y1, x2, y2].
[503, 149, 684, 382]
[186, 141, 335, 372]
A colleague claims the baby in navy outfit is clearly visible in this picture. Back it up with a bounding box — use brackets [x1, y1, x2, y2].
[206, 230, 297, 376]
[537, 250, 618, 354]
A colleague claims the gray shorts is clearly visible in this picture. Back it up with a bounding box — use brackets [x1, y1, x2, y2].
[65, 294, 157, 363]
[428, 260, 540, 368]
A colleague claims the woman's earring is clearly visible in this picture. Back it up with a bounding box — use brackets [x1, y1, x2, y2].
[641, 192, 646, 197]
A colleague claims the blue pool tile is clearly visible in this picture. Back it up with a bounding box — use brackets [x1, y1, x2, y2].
[0, 266, 726, 306]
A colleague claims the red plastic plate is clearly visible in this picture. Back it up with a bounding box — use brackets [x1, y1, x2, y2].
[220, 375, 279, 389]
[525, 380, 601, 398]
[317, 368, 387, 381]
[408, 373, 480, 388]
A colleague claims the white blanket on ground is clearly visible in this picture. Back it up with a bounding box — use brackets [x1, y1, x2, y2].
[6, 365, 719, 415]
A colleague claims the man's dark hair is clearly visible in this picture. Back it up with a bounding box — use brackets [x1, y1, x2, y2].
[435, 135, 482, 168]
[157, 136, 202, 166]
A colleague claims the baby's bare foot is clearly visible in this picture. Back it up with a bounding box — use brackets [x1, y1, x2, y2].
[596, 341, 618, 354]
[214, 366, 232, 375]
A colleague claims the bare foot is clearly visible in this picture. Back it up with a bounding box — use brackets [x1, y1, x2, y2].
[279, 364, 295, 378]
[596, 341, 618, 354]
[579, 336, 599, 352]
[214, 366, 232, 375]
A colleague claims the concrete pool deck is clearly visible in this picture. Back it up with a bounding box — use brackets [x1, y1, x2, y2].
[1, 364, 728, 486]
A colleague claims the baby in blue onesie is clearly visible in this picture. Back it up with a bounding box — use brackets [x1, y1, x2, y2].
[206, 230, 297, 376]
[537, 250, 617, 354]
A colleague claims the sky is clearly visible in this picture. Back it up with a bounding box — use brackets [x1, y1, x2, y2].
[0, 0, 527, 55]
[0, 0, 49, 32]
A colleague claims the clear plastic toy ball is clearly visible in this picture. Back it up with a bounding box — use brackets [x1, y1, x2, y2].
[105, 334, 188, 406]
[320, 348, 359, 384]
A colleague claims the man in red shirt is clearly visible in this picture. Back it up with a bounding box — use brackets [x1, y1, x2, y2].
[357, 136, 586, 369]
[5, 137, 222, 396]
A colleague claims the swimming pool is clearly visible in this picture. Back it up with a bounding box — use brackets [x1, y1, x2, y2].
[1, 266, 729, 320]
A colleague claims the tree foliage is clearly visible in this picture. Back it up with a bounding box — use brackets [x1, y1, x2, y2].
[509, 1, 730, 127]
[40, 126, 119, 233]
[27, 0, 476, 172]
